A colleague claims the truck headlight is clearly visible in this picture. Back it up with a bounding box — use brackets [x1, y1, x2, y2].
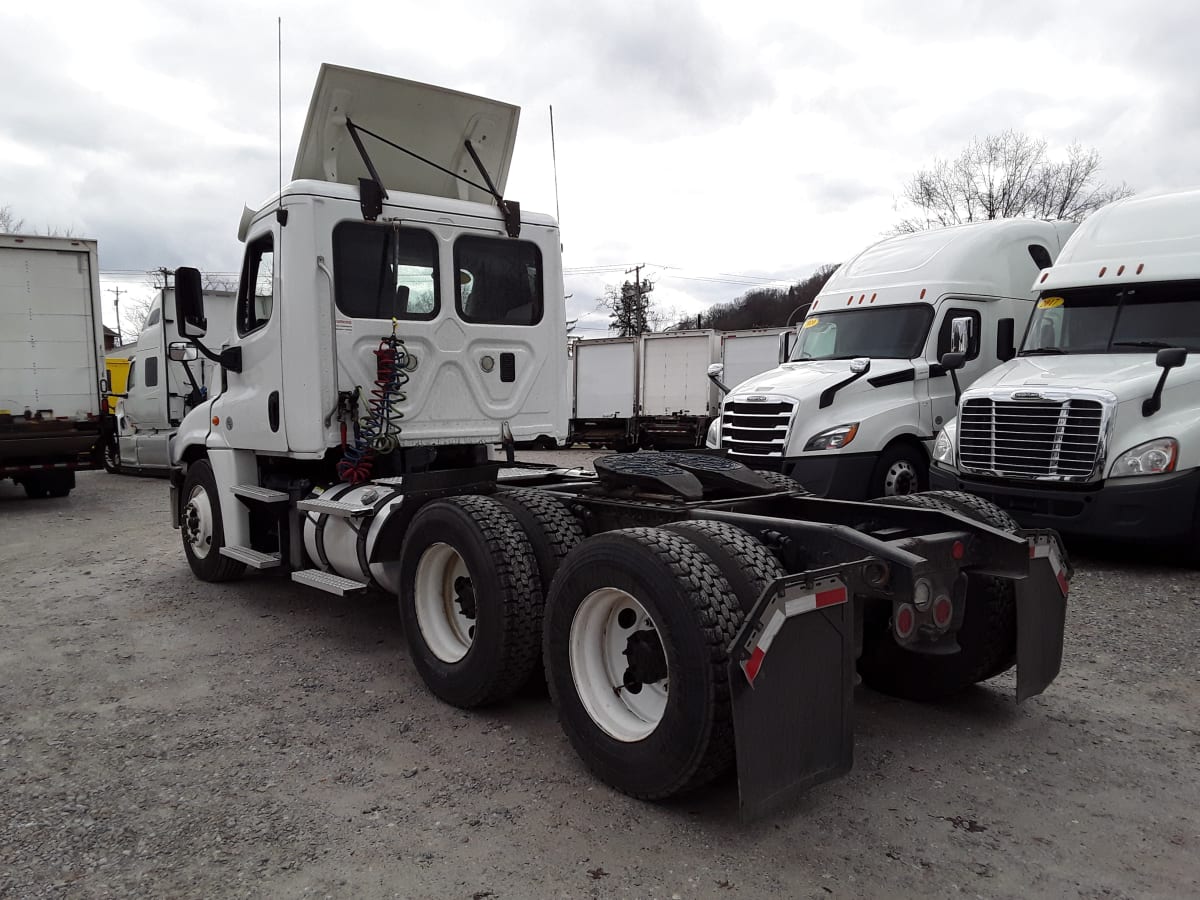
[705, 416, 721, 449]
[932, 419, 957, 466]
[1109, 437, 1177, 478]
[804, 422, 859, 451]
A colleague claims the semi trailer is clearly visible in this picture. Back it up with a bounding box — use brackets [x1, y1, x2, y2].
[167, 64, 1072, 817]
[932, 188, 1200, 551]
[0, 234, 110, 497]
[706, 220, 1078, 498]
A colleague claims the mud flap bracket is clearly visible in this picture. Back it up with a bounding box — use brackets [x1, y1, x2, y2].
[727, 570, 855, 820]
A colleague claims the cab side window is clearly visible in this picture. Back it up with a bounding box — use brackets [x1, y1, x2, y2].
[454, 235, 543, 326]
[936, 307, 982, 360]
[127, 360, 137, 389]
[237, 233, 274, 336]
[144, 356, 158, 388]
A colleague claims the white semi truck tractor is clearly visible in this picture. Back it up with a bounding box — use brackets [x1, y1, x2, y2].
[169, 64, 1073, 818]
[931, 188, 1200, 551]
[706, 220, 1077, 498]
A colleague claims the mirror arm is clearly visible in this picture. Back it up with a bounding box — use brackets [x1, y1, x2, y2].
[707, 372, 730, 395]
[949, 369, 962, 405]
[185, 337, 242, 374]
[1142, 369, 1172, 417]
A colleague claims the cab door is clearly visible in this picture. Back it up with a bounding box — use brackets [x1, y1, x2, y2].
[209, 226, 288, 452]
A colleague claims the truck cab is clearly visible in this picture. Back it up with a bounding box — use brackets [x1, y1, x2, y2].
[931, 188, 1200, 548]
[113, 288, 234, 473]
[706, 220, 1077, 498]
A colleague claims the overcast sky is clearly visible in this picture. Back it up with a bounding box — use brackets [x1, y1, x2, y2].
[2, 0, 1197, 336]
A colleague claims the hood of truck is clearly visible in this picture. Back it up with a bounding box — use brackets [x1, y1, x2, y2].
[727, 358, 913, 402]
[293, 64, 519, 205]
[968, 354, 1200, 401]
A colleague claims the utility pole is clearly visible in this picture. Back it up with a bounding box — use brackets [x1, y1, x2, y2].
[624, 263, 654, 334]
[107, 286, 124, 346]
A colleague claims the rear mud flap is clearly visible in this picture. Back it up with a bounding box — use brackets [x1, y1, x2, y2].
[728, 574, 854, 820]
[1016, 532, 1070, 702]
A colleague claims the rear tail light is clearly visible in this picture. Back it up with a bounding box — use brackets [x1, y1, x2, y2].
[932, 595, 953, 629]
[894, 603, 916, 640]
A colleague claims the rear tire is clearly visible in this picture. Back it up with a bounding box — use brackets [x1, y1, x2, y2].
[544, 528, 743, 800]
[102, 437, 121, 474]
[180, 459, 245, 582]
[920, 489, 1021, 532]
[21, 477, 48, 500]
[398, 495, 541, 708]
[662, 519, 785, 612]
[752, 469, 813, 495]
[858, 491, 1017, 701]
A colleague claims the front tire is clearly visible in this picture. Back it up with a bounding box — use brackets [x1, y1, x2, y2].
[102, 437, 121, 474]
[870, 442, 927, 497]
[180, 459, 245, 582]
[398, 495, 542, 708]
[544, 528, 743, 800]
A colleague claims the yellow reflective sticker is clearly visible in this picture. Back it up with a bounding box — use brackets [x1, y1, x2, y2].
[803, 317, 820, 328]
[1038, 296, 1064, 309]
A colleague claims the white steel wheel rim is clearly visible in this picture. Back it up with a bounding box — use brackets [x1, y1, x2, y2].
[183, 485, 215, 559]
[414, 543, 476, 664]
[883, 459, 919, 496]
[569, 588, 669, 743]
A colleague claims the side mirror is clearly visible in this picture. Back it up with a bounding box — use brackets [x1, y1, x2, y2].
[707, 362, 730, 394]
[168, 341, 199, 362]
[1156, 347, 1187, 370]
[849, 357, 871, 375]
[1144, 346, 1188, 417]
[950, 316, 974, 355]
[940, 351, 966, 372]
[996, 318, 1016, 362]
[98, 376, 110, 395]
[175, 266, 207, 338]
[778, 330, 795, 364]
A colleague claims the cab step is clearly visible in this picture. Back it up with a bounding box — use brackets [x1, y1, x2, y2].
[220, 545, 281, 569]
[291, 569, 368, 596]
[231, 484, 289, 504]
[296, 497, 376, 518]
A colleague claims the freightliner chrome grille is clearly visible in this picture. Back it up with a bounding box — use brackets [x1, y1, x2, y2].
[721, 399, 795, 457]
[958, 396, 1105, 479]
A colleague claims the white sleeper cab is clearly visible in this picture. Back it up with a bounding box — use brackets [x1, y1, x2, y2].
[932, 188, 1200, 547]
[707, 219, 1077, 499]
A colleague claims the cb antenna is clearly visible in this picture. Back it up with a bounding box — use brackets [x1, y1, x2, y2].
[275, 16, 287, 225]
[549, 104, 561, 225]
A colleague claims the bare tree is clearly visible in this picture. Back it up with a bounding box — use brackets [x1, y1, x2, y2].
[202, 272, 240, 292]
[894, 131, 1132, 233]
[0, 204, 25, 234]
[121, 293, 155, 338]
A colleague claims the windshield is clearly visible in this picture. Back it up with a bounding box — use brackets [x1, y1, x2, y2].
[1023, 281, 1200, 354]
[790, 305, 933, 361]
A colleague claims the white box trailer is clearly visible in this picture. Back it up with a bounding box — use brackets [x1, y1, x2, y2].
[0, 234, 108, 497]
[637, 329, 719, 448]
[718, 328, 790, 391]
[569, 335, 639, 448]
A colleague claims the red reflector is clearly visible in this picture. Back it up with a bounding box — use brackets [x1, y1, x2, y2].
[951, 540, 964, 560]
[1136, 263, 1144, 274]
[870, 293, 877, 302]
[895, 604, 915, 639]
[919, 288, 927, 299]
[1039, 272, 1048, 283]
[1099, 266, 1107, 276]
[933, 597, 952, 628]
[1117, 265, 1125, 275]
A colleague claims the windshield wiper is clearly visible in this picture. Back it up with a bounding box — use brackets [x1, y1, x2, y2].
[1020, 347, 1067, 355]
[1112, 340, 1173, 350]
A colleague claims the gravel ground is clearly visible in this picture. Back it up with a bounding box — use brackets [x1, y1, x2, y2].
[1, 459, 1197, 899]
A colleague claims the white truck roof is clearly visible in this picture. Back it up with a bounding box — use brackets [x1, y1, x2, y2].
[1039, 187, 1200, 291]
[292, 63, 519, 205]
[812, 219, 1077, 312]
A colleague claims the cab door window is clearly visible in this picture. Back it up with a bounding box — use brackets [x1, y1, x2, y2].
[237, 233, 274, 336]
[454, 235, 543, 325]
[936, 307, 982, 360]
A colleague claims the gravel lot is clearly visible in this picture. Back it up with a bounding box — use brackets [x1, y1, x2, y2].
[1, 458, 1197, 899]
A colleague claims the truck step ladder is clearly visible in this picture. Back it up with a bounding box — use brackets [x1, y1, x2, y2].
[220, 546, 282, 569]
[231, 484, 290, 504]
[297, 497, 376, 518]
[291, 569, 368, 596]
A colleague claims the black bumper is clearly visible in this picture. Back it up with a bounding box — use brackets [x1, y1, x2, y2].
[748, 452, 879, 500]
[930, 464, 1200, 543]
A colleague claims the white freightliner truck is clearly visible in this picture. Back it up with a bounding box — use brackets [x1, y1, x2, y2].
[168, 64, 1073, 817]
[0, 234, 111, 497]
[931, 189, 1200, 549]
[110, 287, 236, 474]
[705, 220, 1078, 498]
